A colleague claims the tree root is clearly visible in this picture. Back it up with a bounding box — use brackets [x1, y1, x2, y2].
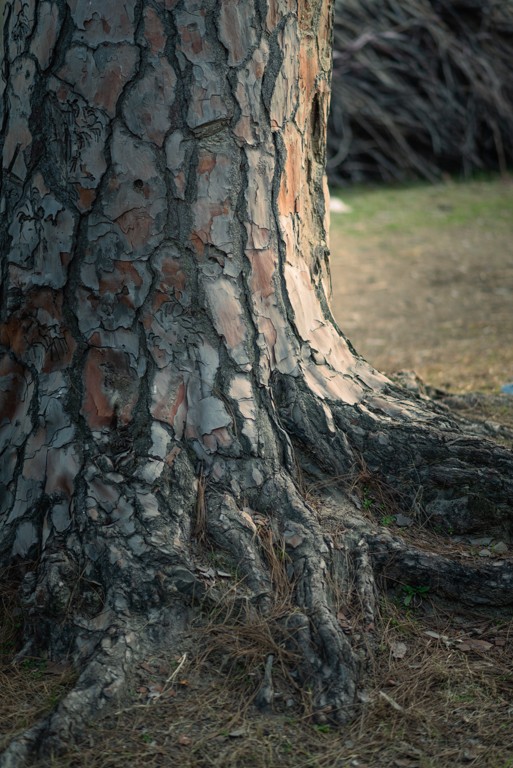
[1, 630, 134, 768]
[368, 530, 513, 608]
[275, 373, 513, 539]
[3, 375, 513, 765]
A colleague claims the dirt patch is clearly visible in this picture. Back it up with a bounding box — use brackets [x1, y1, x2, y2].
[5, 599, 511, 768]
[329, 176, 513, 395]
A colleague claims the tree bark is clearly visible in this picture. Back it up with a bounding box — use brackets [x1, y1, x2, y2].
[1, 1, 512, 764]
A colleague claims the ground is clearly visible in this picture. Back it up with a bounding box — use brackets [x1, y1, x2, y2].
[330, 176, 513, 395]
[2, 176, 513, 768]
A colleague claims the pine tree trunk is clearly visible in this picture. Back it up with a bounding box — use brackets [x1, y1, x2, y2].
[1, 1, 512, 764]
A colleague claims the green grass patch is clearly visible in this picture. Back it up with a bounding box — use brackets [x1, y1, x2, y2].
[330, 176, 513, 238]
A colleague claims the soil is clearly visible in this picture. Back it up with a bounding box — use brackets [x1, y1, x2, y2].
[329, 176, 513, 396]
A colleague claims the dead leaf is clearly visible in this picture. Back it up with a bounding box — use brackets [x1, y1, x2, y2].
[390, 641, 408, 659]
[43, 662, 71, 676]
[197, 566, 215, 579]
[165, 446, 181, 466]
[458, 639, 493, 652]
[379, 690, 404, 712]
[240, 510, 257, 532]
[337, 611, 352, 632]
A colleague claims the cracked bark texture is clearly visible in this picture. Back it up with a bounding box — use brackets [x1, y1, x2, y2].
[1, 1, 513, 765]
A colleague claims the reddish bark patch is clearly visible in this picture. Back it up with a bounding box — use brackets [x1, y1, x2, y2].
[82, 349, 115, 429]
[178, 21, 204, 55]
[143, 7, 166, 53]
[278, 127, 301, 216]
[204, 426, 232, 450]
[0, 357, 28, 422]
[100, 63, 130, 116]
[149, 368, 185, 427]
[191, 202, 230, 254]
[174, 170, 186, 198]
[76, 186, 97, 212]
[98, 261, 144, 305]
[58, 44, 138, 118]
[159, 258, 186, 298]
[115, 209, 153, 249]
[82, 348, 139, 429]
[167, 381, 186, 426]
[247, 248, 275, 299]
[267, 0, 295, 31]
[190, 234, 205, 256]
[297, 40, 318, 130]
[145, 292, 169, 321]
[0, 289, 76, 372]
[198, 154, 216, 175]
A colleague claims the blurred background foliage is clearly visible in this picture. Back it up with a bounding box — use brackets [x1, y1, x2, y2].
[328, 0, 513, 184]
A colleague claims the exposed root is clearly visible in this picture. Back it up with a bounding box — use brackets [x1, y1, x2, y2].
[198, 467, 377, 722]
[3, 373, 513, 764]
[1, 631, 132, 768]
[368, 531, 513, 608]
[250, 475, 373, 721]
[274, 372, 513, 540]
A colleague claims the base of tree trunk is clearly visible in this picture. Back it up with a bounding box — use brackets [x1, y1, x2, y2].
[3, 2, 512, 764]
[2, 378, 512, 768]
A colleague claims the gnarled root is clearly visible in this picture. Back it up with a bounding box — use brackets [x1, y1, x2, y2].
[3, 374, 513, 766]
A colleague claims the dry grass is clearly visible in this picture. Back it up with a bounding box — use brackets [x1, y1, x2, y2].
[0, 570, 77, 754]
[2, 560, 513, 768]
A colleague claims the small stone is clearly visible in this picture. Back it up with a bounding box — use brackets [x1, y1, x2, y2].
[492, 541, 508, 554]
[228, 729, 245, 738]
[395, 514, 414, 527]
[469, 537, 493, 546]
[329, 197, 352, 213]
[478, 549, 491, 558]
[283, 530, 304, 548]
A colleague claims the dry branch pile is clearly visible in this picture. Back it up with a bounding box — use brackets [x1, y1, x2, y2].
[328, 0, 513, 183]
